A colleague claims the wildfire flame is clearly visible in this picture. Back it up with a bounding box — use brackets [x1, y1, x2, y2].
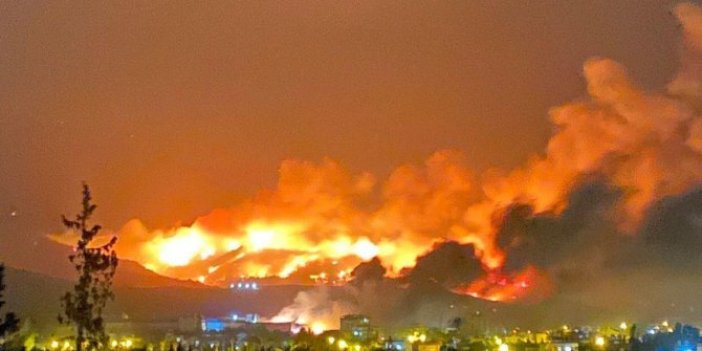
[452, 266, 552, 303]
[49, 3, 702, 304]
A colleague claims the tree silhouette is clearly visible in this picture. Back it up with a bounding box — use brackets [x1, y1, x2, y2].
[0, 263, 19, 341]
[58, 184, 118, 351]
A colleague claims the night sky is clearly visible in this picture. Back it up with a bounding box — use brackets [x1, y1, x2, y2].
[0, 1, 696, 273]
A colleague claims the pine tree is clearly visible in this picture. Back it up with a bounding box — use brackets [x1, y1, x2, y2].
[58, 184, 118, 351]
[0, 263, 19, 341]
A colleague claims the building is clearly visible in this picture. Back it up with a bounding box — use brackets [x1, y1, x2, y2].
[640, 323, 700, 351]
[258, 322, 300, 333]
[678, 324, 700, 351]
[418, 344, 441, 351]
[551, 341, 578, 351]
[200, 313, 261, 332]
[340, 314, 373, 341]
[231, 313, 259, 323]
[202, 318, 226, 332]
[178, 315, 203, 333]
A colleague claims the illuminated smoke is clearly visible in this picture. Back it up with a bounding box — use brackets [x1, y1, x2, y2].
[50, 3, 702, 307]
[270, 287, 352, 330]
[51, 151, 480, 286]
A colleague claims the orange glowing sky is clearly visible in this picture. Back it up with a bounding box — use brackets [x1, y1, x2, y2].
[0, 1, 698, 282]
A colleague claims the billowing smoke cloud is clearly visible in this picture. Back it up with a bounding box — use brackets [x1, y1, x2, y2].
[270, 253, 473, 329]
[50, 150, 480, 285]
[50, 1, 702, 327]
[267, 2, 702, 328]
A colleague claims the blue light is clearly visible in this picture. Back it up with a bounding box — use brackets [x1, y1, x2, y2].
[390, 341, 404, 350]
[204, 319, 225, 332]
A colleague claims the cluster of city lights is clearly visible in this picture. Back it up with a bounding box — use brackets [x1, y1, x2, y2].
[407, 332, 427, 343]
[495, 336, 509, 351]
[327, 337, 361, 351]
[49, 338, 134, 351]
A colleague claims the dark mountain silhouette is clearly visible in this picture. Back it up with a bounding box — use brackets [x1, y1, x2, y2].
[2, 265, 310, 332]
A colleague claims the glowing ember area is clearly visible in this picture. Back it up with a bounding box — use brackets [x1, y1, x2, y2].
[52, 152, 484, 287]
[310, 322, 326, 335]
[47, 3, 702, 304]
[452, 266, 553, 303]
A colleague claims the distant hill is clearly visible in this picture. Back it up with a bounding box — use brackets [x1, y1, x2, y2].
[11, 241, 203, 289]
[2, 266, 312, 332]
[113, 260, 204, 288]
[2, 244, 310, 332]
[3, 267, 71, 332]
[8, 263, 695, 333]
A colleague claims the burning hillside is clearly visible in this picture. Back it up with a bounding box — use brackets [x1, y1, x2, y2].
[49, 2, 702, 307]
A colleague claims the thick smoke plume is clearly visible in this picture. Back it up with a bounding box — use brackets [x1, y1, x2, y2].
[50, 2, 702, 326]
[262, 2, 702, 327]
